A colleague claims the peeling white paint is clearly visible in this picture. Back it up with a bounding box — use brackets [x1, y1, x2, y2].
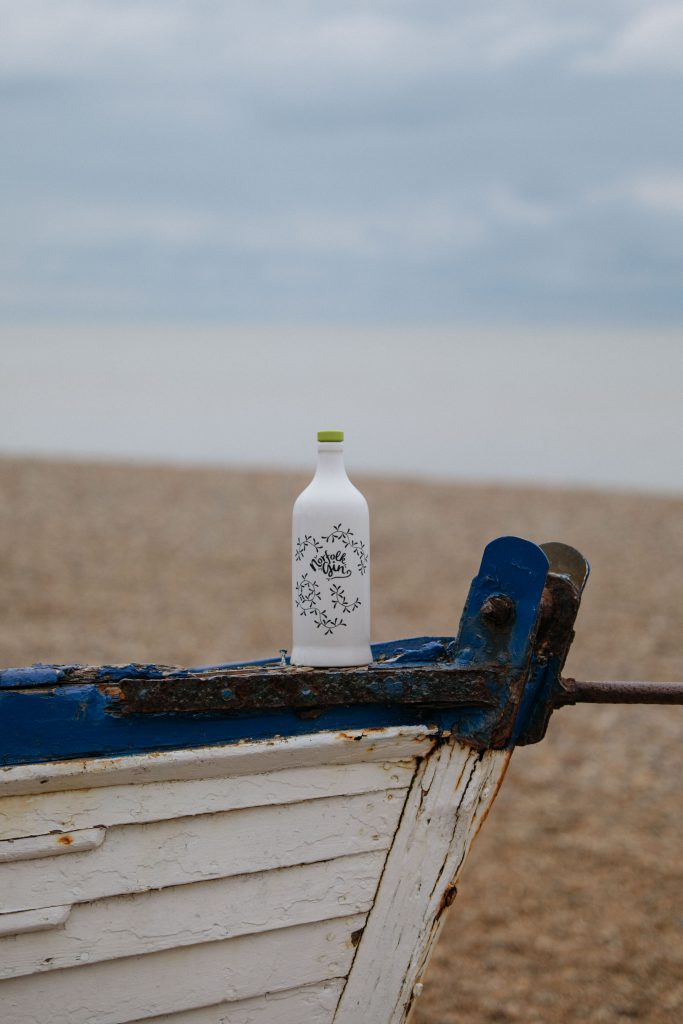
[0, 853, 383, 980]
[0, 726, 436, 797]
[1, 915, 367, 1024]
[0, 789, 405, 914]
[0, 827, 105, 863]
[130, 980, 345, 1024]
[334, 743, 511, 1023]
[0, 761, 414, 842]
[0, 905, 71, 938]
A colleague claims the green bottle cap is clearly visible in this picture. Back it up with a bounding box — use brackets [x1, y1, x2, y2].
[317, 430, 344, 442]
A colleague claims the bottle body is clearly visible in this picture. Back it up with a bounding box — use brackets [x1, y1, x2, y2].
[291, 441, 371, 667]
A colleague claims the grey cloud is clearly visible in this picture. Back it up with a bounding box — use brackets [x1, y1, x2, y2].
[0, 0, 681, 322]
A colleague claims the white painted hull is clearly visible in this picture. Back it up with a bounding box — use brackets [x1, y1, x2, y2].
[0, 727, 509, 1024]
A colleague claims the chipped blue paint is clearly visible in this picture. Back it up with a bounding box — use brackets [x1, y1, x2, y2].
[0, 665, 69, 688]
[0, 691, 464, 767]
[454, 536, 549, 670]
[375, 639, 450, 664]
[441, 536, 550, 749]
[0, 639, 453, 690]
[511, 654, 561, 746]
[0, 663, 168, 689]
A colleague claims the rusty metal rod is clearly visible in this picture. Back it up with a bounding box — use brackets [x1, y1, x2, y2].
[557, 678, 683, 706]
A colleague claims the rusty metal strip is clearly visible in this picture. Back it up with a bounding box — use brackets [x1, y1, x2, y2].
[104, 665, 503, 717]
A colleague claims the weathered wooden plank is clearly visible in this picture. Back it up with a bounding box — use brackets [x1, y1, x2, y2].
[0, 789, 405, 913]
[334, 739, 511, 1024]
[0, 826, 105, 861]
[0, 851, 383, 979]
[0, 726, 435, 797]
[129, 981, 344, 1024]
[0, 914, 366, 1024]
[0, 905, 71, 938]
[0, 760, 414, 842]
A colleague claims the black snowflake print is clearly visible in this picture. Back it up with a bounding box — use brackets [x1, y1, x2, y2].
[322, 523, 355, 547]
[295, 573, 322, 615]
[294, 534, 323, 562]
[330, 584, 361, 614]
[312, 608, 347, 636]
[350, 539, 368, 576]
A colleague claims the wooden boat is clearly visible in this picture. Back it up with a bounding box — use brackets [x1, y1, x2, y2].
[1, 536, 679, 1024]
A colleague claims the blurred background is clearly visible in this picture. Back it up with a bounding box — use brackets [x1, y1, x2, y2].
[1, 3, 682, 1022]
[2, 0, 682, 490]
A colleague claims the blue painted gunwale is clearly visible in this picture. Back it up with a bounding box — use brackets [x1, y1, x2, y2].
[0, 638, 459, 767]
[0, 537, 555, 767]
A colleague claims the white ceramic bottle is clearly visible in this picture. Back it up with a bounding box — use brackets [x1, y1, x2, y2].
[291, 431, 372, 667]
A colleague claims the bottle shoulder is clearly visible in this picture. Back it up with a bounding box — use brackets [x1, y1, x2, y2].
[293, 476, 368, 512]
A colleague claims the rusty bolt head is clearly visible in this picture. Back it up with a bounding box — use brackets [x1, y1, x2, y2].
[480, 594, 516, 629]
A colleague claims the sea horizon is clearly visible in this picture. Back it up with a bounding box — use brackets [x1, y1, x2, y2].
[2, 324, 681, 495]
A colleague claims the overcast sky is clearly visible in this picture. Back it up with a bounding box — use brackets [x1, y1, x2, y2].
[1, 1, 682, 323]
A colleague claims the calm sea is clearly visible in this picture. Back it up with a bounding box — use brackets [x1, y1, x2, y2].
[1, 325, 681, 493]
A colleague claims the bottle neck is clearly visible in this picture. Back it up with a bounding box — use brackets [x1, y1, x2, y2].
[314, 442, 349, 482]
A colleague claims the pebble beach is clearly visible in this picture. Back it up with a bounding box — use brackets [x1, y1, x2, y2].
[1, 456, 682, 1023]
